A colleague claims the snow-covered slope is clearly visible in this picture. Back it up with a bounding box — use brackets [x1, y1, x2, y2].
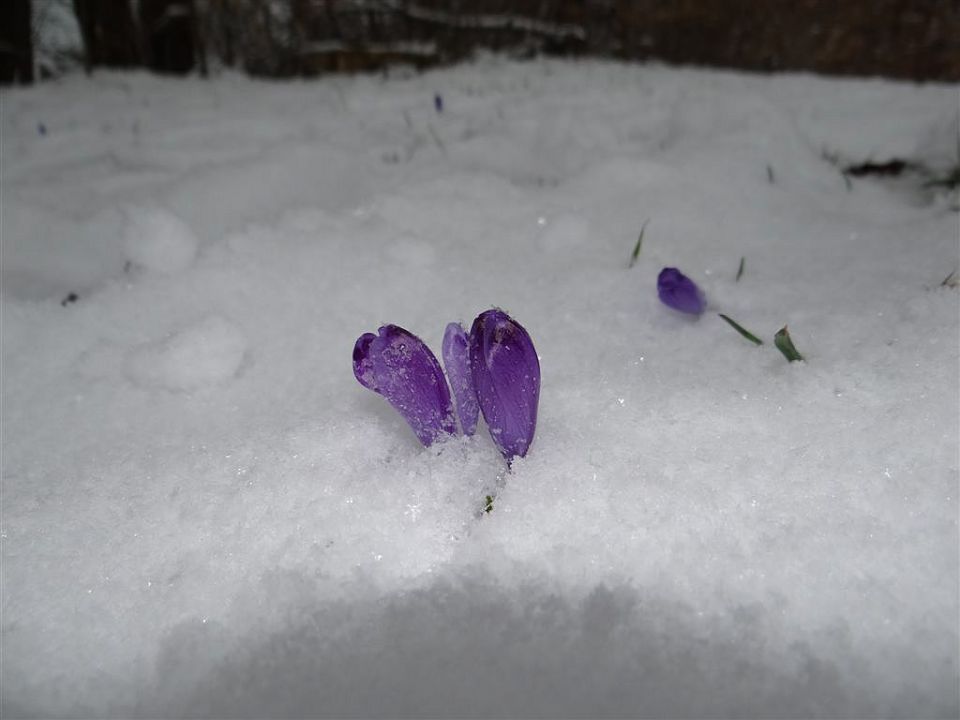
[2, 58, 958, 717]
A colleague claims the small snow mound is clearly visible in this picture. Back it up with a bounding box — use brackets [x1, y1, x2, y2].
[537, 213, 591, 251]
[127, 315, 247, 391]
[123, 206, 199, 275]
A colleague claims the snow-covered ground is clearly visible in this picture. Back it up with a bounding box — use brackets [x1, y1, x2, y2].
[2, 58, 958, 718]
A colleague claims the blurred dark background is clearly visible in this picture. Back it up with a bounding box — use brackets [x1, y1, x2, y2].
[3, 0, 959, 84]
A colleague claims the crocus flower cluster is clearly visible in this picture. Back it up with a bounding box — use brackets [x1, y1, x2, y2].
[353, 309, 540, 461]
[657, 267, 706, 315]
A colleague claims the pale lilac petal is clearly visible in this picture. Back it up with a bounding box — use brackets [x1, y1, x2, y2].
[442, 322, 479, 436]
[352, 325, 456, 446]
[657, 267, 706, 315]
[469, 309, 540, 460]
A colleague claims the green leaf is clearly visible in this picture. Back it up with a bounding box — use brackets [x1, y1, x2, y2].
[628, 220, 648, 268]
[923, 164, 960, 190]
[484, 495, 494, 514]
[426, 123, 446, 154]
[735, 256, 745, 282]
[718, 314, 763, 345]
[774, 326, 804, 362]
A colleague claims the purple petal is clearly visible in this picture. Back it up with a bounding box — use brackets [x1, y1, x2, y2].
[469, 309, 540, 460]
[657, 267, 706, 315]
[442, 322, 479, 436]
[352, 325, 456, 446]
[352, 333, 378, 390]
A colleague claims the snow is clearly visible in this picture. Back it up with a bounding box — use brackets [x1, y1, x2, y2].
[32, 0, 82, 78]
[123, 205, 199, 275]
[2, 58, 958, 718]
[126, 314, 247, 392]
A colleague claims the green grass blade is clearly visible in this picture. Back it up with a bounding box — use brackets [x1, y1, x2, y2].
[718, 314, 763, 345]
[774, 326, 804, 362]
[736, 256, 745, 282]
[426, 123, 446, 154]
[628, 220, 649, 268]
[923, 165, 960, 190]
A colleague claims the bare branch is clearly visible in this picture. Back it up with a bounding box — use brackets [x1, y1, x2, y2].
[300, 38, 437, 56]
[315, 0, 586, 40]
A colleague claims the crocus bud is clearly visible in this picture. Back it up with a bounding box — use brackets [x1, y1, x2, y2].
[657, 267, 706, 315]
[442, 322, 479, 436]
[353, 325, 456, 446]
[469, 309, 540, 460]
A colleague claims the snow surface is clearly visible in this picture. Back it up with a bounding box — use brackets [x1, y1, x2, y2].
[2, 58, 958, 718]
[123, 205, 200, 276]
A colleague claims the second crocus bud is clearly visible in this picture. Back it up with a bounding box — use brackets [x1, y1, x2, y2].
[657, 267, 706, 315]
[469, 309, 540, 461]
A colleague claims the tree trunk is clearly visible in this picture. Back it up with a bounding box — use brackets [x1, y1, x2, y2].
[140, 0, 201, 74]
[72, 0, 141, 71]
[0, 0, 35, 84]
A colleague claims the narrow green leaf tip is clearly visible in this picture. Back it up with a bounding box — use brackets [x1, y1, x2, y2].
[718, 314, 763, 345]
[736, 256, 745, 282]
[774, 326, 805, 362]
[427, 123, 446, 154]
[628, 220, 649, 268]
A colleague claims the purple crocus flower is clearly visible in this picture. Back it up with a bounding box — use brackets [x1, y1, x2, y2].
[657, 267, 706, 315]
[442, 322, 479, 436]
[469, 309, 540, 460]
[353, 324, 456, 446]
